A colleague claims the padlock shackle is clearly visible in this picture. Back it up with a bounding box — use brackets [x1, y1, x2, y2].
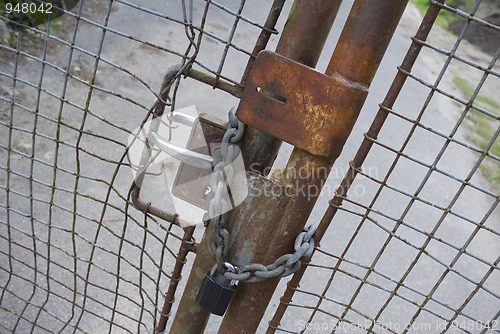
[224, 262, 237, 273]
[210, 262, 238, 276]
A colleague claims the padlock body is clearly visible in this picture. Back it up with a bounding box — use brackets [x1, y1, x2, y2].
[196, 271, 236, 316]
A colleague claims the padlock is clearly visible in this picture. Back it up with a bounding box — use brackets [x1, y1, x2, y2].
[146, 111, 248, 221]
[196, 266, 237, 316]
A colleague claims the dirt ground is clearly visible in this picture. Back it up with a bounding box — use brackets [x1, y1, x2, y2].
[450, 14, 500, 56]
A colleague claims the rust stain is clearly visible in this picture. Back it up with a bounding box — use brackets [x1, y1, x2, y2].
[237, 51, 368, 160]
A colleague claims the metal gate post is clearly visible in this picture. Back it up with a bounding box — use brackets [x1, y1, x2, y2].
[218, 1, 409, 333]
[168, 1, 341, 333]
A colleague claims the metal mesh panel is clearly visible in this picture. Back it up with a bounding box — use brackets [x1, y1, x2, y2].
[0, 0, 281, 332]
[268, 1, 500, 333]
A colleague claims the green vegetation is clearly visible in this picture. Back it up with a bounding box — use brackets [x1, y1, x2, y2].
[410, 0, 475, 28]
[453, 75, 500, 186]
[0, 0, 56, 28]
[468, 111, 500, 186]
[0, 0, 64, 45]
[454, 77, 500, 110]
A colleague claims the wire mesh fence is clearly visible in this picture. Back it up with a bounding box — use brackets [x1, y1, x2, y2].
[0, 0, 276, 332]
[266, 1, 500, 333]
[0, 0, 499, 333]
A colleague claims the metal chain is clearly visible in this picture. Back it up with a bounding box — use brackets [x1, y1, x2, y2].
[209, 110, 316, 283]
[209, 108, 245, 274]
[223, 225, 316, 283]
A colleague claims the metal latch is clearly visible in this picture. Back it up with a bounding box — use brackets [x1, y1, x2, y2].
[236, 50, 368, 160]
[171, 113, 228, 211]
[147, 112, 246, 213]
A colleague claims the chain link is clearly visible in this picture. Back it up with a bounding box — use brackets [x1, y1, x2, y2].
[208, 110, 316, 283]
[222, 225, 315, 283]
[208, 108, 243, 274]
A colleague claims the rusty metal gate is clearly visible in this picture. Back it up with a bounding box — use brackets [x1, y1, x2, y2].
[0, 0, 499, 333]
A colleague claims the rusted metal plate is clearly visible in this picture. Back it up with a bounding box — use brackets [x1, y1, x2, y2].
[172, 113, 227, 209]
[236, 50, 368, 160]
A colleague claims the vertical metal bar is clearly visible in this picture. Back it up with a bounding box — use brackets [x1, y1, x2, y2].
[241, 0, 286, 85]
[169, 222, 215, 334]
[318, 0, 445, 243]
[156, 226, 195, 333]
[267, 3, 445, 331]
[169, 1, 341, 333]
[219, 1, 409, 333]
[224, 173, 295, 269]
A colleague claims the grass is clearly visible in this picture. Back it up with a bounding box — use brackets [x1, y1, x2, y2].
[408, 0, 499, 185]
[453, 75, 500, 187]
[454, 77, 500, 110]
[410, 0, 474, 28]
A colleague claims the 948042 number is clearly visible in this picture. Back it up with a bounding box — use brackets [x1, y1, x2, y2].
[5, 2, 53, 15]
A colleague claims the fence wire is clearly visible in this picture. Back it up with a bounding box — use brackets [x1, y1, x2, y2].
[0, 0, 283, 333]
[267, 0, 500, 333]
[0, 0, 499, 334]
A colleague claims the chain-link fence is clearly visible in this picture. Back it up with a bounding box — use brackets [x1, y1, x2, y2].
[266, 1, 500, 333]
[0, 1, 273, 332]
[0, 0, 499, 333]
